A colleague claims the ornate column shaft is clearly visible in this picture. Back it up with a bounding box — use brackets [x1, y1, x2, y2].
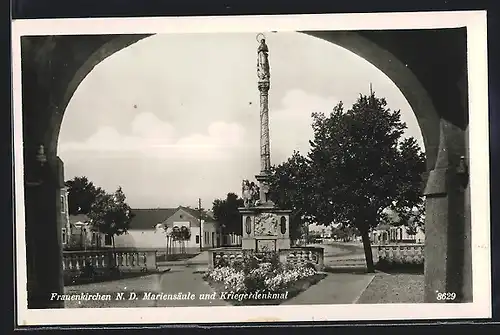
[259, 82, 271, 175]
[256, 35, 272, 204]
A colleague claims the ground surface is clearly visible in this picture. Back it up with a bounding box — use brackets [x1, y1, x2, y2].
[356, 273, 424, 304]
[64, 242, 424, 308]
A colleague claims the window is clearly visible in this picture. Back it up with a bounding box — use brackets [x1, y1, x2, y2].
[91, 232, 96, 245]
[196, 235, 200, 244]
[60, 195, 65, 213]
[204, 232, 208, 244]
[105, 234, 112, 246]
[62, 228, 67, 244]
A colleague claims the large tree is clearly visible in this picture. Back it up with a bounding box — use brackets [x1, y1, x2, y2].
[212, 193, 244, 236]
[306, 92, 426, 271]
[87, 186, 134, 248]
[65, 176, 105, 215]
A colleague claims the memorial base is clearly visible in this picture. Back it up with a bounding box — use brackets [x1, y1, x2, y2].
[239, 205, 292, 252]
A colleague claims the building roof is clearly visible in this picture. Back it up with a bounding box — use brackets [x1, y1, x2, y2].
[179, 206, 214, 221]
[69, 214, 90, 225]
[128, 206, 215, 230]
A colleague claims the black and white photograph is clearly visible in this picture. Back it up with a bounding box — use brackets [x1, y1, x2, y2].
[12, 11, 491, 325]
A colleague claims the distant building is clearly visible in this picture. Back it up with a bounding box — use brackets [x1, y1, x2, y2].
[321, 226, 333, 238]
[66, 213, 108, 250]
[113, 206, 241, 253]
[370, 224, 425, 244]
[370, 207, 425, 244]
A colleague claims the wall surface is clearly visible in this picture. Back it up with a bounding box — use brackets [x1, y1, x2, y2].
[114, 228, 167, 249]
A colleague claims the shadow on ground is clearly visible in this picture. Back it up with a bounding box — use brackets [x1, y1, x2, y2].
[324, 267, 371, 274]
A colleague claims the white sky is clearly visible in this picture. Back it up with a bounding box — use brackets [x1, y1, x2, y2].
[58, 32, 424, 209]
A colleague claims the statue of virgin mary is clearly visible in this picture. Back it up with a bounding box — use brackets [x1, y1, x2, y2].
[257, 38, 270, 81]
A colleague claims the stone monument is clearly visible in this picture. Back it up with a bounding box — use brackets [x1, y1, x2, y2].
[239, 34, 292, 252]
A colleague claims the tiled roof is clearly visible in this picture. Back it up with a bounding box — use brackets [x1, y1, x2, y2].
[128, 206, 215, 230]
[128, 208, 178, 230]
[178, 206, 214, 221]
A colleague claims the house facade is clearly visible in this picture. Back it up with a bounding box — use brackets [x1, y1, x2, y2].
[113, 208, 176, 250]
[66, 213, 109, 250]
[113, 206, 241, 253]
[162, 207, 217, 253]
[370, 224, 425, 244]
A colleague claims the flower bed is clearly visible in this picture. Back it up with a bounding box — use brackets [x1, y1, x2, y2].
[203, 252, 325, 305]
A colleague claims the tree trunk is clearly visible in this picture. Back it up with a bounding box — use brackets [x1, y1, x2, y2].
[360, 228, 375, 273]
[165, 236, 170, 258]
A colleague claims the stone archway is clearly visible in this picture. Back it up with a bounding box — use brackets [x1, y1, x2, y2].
[19, 28, 471, 308]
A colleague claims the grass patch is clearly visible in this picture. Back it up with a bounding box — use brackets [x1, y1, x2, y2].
[356, 273, 424, 304]
[204, 273, 326, 306]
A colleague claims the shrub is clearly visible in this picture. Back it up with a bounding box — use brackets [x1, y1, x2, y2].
[205, 251, 318, 295]
[304, 262, 317, 270]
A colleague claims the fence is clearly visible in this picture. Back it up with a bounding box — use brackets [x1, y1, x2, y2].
[207, 247, 325, 271]
[373, 244, 424, 269]
[62, 249, 159, 275]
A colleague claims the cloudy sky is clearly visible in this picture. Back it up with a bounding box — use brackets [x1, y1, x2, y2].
[58, 32, 424, 209]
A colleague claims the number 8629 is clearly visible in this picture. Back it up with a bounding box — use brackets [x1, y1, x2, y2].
[436, 292, 456, 301]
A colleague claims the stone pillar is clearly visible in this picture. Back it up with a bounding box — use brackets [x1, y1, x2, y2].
[259, 83, 271, 175]
[25, 154, 65, 308]
[423, 119, 472, 303]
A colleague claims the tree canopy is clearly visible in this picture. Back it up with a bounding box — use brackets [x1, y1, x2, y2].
[65, 176, 105, 215]
[212, 193, 244, 235]
[268, 91, 426, 271]
[87, 186, 135, 242]
[268, 152, 314, 242]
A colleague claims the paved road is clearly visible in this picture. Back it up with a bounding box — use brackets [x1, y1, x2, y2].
[64, 266, 228, 308]
[155, 265, 228, 307]
[312, 242, 365, 257]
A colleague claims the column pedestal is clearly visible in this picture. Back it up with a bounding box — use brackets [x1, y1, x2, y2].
[240, 207, 292, 252]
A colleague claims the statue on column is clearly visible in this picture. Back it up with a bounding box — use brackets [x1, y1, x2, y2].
[242, 180, 261, 208]
[257, 37, 270, 82]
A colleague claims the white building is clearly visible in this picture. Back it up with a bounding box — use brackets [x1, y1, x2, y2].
[113, 206, 241, 253]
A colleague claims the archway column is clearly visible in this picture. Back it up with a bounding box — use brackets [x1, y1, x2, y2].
[423, 119, 472, 303]
[24, 150, 65, 308]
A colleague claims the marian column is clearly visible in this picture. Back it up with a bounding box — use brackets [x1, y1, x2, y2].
[255, 35, 273, 205]
[239, 34, 291, 252]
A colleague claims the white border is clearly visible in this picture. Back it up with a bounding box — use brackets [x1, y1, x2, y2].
[12, 11, 491, 325]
